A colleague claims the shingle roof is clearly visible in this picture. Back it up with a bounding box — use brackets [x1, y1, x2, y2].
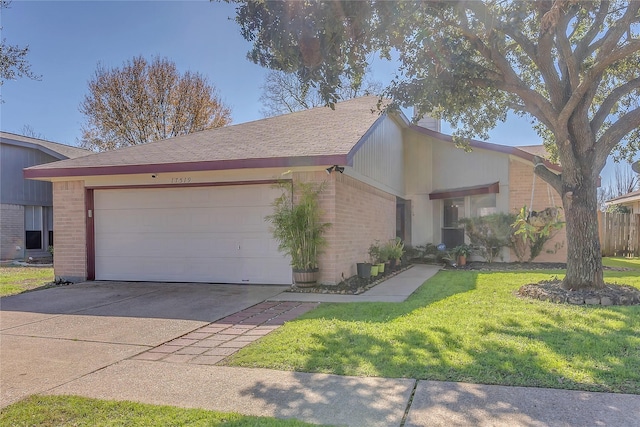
[607, 189, 640, 205]
[25, 96, 385, 178]
[1, 131, 90, 159]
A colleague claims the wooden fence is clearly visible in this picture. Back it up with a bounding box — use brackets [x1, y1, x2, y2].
[598, 211, 640, 257]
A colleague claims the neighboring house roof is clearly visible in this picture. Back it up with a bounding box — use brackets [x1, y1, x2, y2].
[1, 131, 91, 160]
[607, 189, 640, 205]
[25, 96, 387, 179]
[517, 145, 552, 159]
[24, 95, 560, 180]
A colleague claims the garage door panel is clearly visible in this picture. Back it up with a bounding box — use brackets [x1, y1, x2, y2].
[241, 258, 292, 284]
[94, 185, 292, 284]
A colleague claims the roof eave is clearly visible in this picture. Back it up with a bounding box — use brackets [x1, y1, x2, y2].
[23, 154, 349, 180]
[2, 138, 69, 161]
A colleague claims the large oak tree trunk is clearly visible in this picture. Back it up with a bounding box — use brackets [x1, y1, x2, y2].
[562, 174, 604, 290]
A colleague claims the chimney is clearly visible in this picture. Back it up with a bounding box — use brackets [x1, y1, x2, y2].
[413, 106, 441, 132]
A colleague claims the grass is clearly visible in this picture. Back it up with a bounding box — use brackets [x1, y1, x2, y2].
[0, 395, 328, 426]
[225, 266, 640, 394]
[0, 266, 54, 297]
[602, 256, 640, 270]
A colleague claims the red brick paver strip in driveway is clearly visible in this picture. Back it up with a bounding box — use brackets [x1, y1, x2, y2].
[131, 301, 319, 365]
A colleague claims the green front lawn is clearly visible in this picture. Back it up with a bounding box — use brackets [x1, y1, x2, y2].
[0, 395, 327, 427]
[0, 266, 54, 297]
[603, 256, 640, 270]
[225, 267, 640, 394]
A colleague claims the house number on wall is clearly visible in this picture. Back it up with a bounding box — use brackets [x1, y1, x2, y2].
[170, 177, 192, 184]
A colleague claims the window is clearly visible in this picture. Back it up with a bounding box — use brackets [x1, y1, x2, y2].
[443, 197, 465, 228]
[442, 197, 465, 248]
[46, 207, 54, 247]
[470, 194, 497, 217]
[25, 206, 43, 250]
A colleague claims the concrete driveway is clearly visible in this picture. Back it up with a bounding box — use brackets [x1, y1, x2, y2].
[0, 281, 288, 407]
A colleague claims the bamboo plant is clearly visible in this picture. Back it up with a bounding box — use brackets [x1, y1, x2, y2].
[265, 181, 331, 271]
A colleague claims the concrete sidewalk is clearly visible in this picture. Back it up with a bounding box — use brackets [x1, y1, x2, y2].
[270, 264, 441, 303]
[47, 362, 640, 427]
[5, 265, 640, 426]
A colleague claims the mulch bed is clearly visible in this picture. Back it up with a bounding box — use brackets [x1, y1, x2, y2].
[286, 261, 640, 305]
[452, 261, 640, 306]
[287, 265, 413, 295]
[447, 261, 569, 271]
[518, 280, 640, 306]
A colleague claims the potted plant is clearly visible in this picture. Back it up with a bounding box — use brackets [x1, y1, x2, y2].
[386, 238, 405, 270]
[266, 181, 331, 287]
[370, 263, 379, 277]
[452, 244, 472, 266]
[356, 261, 372, 279]
[369, 241, 386, 274]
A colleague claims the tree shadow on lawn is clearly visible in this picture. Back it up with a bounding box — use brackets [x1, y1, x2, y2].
[281, 271, 640, 394]
[475, 306, 640, 394]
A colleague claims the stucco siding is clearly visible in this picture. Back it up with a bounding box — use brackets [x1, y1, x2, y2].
[403, 130, 435, 245]
[431, 141, 509, 196]
[53, 181, 87, 282]
[352, 115, 404, 195]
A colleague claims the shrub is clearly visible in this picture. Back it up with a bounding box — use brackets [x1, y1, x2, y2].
[459, 213, 516, 263]
[511, 205, 565, 262]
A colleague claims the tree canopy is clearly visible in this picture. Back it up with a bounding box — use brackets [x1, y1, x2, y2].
[230, 0, 640, 290]
[259, 69, 382, 117]
[80, 56, 231, 151]
[0, 1, 40, 102]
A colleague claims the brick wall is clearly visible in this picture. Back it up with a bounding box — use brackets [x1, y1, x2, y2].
[53, 181, 87, 282]
[292, 171, 395, 285]
[333, 173, 396, 282]
[509, 159, 567, 262]
[0, 203, 25, 260]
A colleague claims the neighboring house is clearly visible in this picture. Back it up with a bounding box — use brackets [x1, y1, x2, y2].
[606, 190, 640, 214]
[1, 132, 91, 260]
[24, 97, 566, 284]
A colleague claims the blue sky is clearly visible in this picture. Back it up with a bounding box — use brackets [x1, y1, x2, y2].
[1, 0, 626, 185]
[2, 0, 544, 146]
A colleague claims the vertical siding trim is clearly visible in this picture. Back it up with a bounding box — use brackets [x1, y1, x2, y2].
[86, 189, 95, 280]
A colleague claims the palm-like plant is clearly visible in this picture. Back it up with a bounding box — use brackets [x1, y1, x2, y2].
[266, 182, 331, 271]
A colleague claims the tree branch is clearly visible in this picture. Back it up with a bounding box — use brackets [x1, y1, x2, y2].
[575, 1, 610, 60]
[591, 77, 640, 134]
[555, 9, 580, 92]
[592, 3, 640, 62]
[533, 155, 563, 195]
[596, 107, 640, 165]
[452, 14, 560, 127]
[559, 39, 640, 126]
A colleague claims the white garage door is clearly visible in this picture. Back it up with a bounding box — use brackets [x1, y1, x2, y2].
[94, 184, 292, 284]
